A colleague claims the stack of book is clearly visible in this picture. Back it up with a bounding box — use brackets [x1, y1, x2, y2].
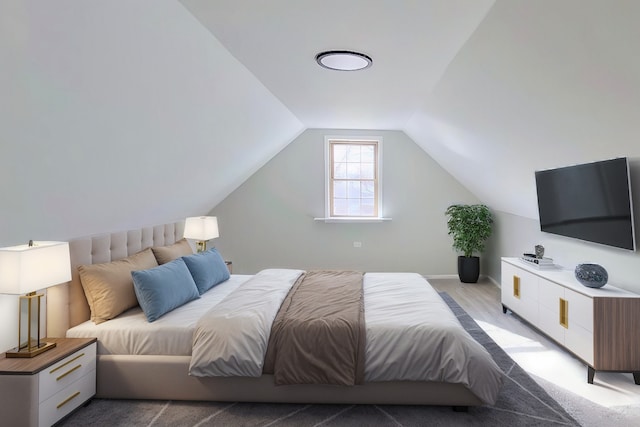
[520, 254, 556, 269]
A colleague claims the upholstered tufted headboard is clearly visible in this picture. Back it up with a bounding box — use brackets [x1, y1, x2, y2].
[46, 222, 185, 338]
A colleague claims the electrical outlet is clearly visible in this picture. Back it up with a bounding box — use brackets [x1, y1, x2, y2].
[353, 241, 362, 248]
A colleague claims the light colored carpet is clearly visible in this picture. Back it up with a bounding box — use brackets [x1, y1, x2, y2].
[59, 293, 578, 426]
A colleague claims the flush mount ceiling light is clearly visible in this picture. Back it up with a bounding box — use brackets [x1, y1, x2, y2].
[315, 50, 372, 71]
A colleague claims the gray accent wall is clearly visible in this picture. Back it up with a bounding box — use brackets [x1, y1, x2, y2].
[210, 129, 480, 275]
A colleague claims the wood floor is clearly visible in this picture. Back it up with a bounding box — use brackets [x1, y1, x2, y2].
[428, 276, 640, 427]
[427, 276, 545, 342]
[429, 276, 503, 323]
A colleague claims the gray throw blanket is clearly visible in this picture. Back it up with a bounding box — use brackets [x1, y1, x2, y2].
[263, 270, 365, 386]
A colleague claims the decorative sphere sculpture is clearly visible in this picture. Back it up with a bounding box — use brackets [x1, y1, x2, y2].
[574, 263, 608, 288]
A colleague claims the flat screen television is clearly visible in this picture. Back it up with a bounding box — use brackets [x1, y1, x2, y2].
[535, 157, 636, 251]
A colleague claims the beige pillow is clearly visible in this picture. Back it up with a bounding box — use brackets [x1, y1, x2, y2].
[151, 238, 193, 264]
[78, 248, 158, 324]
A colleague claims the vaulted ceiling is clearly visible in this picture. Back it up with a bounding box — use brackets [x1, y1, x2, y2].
[182, 0, 640, 219]
[180, 0, 495, 130]
[2, 0, 639, 244]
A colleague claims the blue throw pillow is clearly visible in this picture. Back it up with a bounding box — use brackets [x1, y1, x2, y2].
[132, 258, 200, 322]
[181, 248, 230, 294]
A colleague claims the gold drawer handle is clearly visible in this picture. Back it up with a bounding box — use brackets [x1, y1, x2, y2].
[559, 298, 569, 328]
[50, 353, 85, 374]
[57, 391, 80, 409]
[57, 364, 82, 381]
[513, 275, 521, 299]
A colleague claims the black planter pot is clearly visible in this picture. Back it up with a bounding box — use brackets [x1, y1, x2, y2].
[457, 256, 480, 283]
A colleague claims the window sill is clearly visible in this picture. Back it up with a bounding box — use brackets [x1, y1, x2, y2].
[314, 217, 392, 223]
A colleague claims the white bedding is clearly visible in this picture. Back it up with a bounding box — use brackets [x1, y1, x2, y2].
[364, 273, 503, 404]
[365, 272, 485, 381]
[190, 269, 304, 377]
[189, 270, 503, 405]
[66, 275, 252, 355]
[67, 270, 503, 405]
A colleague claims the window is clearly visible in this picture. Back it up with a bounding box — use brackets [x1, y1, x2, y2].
[326, 138, 381, 218]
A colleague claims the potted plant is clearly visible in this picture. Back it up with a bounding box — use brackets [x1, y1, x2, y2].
[445, 204, 493, 283]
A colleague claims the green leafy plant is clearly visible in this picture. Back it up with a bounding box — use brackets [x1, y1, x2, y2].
[445, 204, 493, 257]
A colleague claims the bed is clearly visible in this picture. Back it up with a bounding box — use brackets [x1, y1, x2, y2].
[46, 222, 503, 408]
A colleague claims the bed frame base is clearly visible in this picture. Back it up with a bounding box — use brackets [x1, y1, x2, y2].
[97, 355, 483, 407]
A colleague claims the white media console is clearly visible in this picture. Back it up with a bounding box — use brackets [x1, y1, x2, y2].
[501, 257, 640, 384]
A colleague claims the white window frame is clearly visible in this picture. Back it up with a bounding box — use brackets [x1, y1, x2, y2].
[318, 136, 390, 223]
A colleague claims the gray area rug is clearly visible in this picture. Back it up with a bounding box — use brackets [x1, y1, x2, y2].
[59, 293, 579, 426]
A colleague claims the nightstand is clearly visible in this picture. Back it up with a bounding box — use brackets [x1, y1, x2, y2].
[0, 337, 97, 427]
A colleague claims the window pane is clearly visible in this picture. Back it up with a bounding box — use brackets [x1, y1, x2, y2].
[361, 199, 375, 216]
[348, 199, 361, 215]
[347, 181, 360, 198]
[346, 163, 361, 179]
[361, 145, 375, 162]
[347, 145, 361, 162]
[334, 199, 347, 215]
[361, 163, 374, 179]
[362, 181, 375, 198]
[333, 145, 347, 162]
[328, 139, 379, 218]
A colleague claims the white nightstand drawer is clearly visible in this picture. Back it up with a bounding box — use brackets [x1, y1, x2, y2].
[39, 343, 96, 403]
[39, 370, 95, 427]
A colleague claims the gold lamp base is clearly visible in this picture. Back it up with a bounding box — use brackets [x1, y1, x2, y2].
[6, 292, 56, 358]
[6, 341, 57, 358]
[195, 240, 208, 253]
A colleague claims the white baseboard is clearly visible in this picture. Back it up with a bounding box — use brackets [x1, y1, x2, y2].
[425, 274, 501, 288]
[486, 275, 500, 287]
[424, 274, 459, 280]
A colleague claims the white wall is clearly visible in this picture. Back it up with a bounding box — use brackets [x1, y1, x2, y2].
[210, 129, 480, 275]
[485, 157, 640, 293]
[0, 0, 303, 246]
[486, 210, 640, 295]
[407, 0, 640, 294]
[0, 0, 302, 352]
[405, 0, 640, 221]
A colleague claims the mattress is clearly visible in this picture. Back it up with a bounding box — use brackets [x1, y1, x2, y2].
[66, 274, 252, 355]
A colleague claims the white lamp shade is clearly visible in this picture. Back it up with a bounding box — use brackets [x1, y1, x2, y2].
[0, 241, 72, 295]
[183, 216, 219, 241]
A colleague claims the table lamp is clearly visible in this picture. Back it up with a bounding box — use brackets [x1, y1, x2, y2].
[0, 241, 71, 358]
[183, 216, 219, 252]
